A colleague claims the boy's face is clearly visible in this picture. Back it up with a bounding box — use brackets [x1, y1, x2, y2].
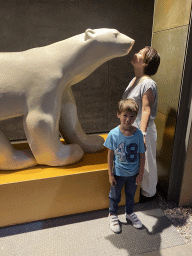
[117, 110, 136, 129]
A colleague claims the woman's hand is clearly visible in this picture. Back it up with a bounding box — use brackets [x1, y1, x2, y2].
[109, 174, 116, 186]
[136, 173, 143, 185]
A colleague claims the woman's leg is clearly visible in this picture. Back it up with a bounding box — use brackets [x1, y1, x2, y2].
[109, 175, 126, 215]
[141, 122, 157, 197]
[134, 119, 158, 198]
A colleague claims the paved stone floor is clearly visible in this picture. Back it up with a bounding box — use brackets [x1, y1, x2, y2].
[1, 197, 191, 256]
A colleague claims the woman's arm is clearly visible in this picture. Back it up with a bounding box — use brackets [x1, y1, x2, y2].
[108, 149, 116, 186]
[140, 88, 154, 132]
[140, 88, 155, 147]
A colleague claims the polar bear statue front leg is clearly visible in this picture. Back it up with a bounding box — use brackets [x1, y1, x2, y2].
[59, 86, 104, 153]
[23, 96, 84, 167]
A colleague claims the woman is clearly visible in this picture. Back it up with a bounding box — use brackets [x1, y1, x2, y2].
[122, 46, 160, 202]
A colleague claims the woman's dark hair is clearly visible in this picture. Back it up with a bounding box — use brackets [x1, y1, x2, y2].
[144, 46, 160, 76]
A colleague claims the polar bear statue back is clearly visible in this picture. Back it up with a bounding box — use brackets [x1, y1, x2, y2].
[0, 28, 134, 170]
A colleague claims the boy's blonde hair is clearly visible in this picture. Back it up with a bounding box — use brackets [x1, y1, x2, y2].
[118, 99, 139, 116]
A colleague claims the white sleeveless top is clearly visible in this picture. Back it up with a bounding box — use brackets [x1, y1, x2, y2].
[122, 77, 158, 121]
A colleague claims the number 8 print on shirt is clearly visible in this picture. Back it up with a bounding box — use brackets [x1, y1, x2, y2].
[115, 143, 138, 163]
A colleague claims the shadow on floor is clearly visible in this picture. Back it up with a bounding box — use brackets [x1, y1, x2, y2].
[0, 200, 159, 238]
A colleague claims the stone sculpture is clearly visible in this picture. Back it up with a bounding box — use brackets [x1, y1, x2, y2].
[0, 28, 134, 170]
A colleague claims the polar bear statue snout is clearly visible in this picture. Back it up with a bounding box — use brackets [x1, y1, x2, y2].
[83, 28, 134, 60]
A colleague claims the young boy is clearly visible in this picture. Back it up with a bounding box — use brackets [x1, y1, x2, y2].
[104, 99, 145, 233]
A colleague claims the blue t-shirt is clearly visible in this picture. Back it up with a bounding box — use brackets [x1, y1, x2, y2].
[104, 126, 145, 177]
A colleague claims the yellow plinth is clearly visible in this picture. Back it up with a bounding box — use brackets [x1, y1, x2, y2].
[0, 134, 140, 227]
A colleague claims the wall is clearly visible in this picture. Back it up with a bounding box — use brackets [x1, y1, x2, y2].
[151, 0, 192, 193]
[179, 103, 192, 205]
[0, 0, 154, 140]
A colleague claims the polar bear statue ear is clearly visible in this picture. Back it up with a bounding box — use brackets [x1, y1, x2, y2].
[84, 29, 95, 41]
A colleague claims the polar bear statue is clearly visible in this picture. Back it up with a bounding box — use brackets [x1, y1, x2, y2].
[0, 28, 134, 170]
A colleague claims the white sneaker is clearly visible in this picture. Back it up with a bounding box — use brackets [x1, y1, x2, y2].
[108, 214, 121, 233]
[126, 212, 142, 229]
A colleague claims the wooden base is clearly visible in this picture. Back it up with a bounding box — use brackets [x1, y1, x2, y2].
[0, 134, 140, 227]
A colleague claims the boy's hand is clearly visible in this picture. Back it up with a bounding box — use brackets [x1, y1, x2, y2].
[109, 174, 116, 186]
[136, 173, 143, 185]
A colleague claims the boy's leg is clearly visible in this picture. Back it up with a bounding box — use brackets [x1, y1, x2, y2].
[108, 175, 125, 233]
[124, 175, 137, 214]
[109, 175, 126, 215]
[125, 175, 142, 228]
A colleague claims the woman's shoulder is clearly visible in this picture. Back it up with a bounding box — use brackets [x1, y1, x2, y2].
[140, 78, 157, 94]
[141, 77, 156, 86]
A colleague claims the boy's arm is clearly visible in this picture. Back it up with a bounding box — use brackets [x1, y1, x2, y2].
[108, 149, 116, 186]
[136, 153, 145, 185]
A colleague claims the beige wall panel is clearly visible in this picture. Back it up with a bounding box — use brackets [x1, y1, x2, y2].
[156, 108, 176, 172]
[155, 111, 166, 152]
[155, 107, 176, 183]
[153, 0, 192, 32]
[152, 26, 188, 115]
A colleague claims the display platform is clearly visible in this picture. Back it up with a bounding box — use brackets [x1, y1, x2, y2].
[0, 134, 140, 227]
